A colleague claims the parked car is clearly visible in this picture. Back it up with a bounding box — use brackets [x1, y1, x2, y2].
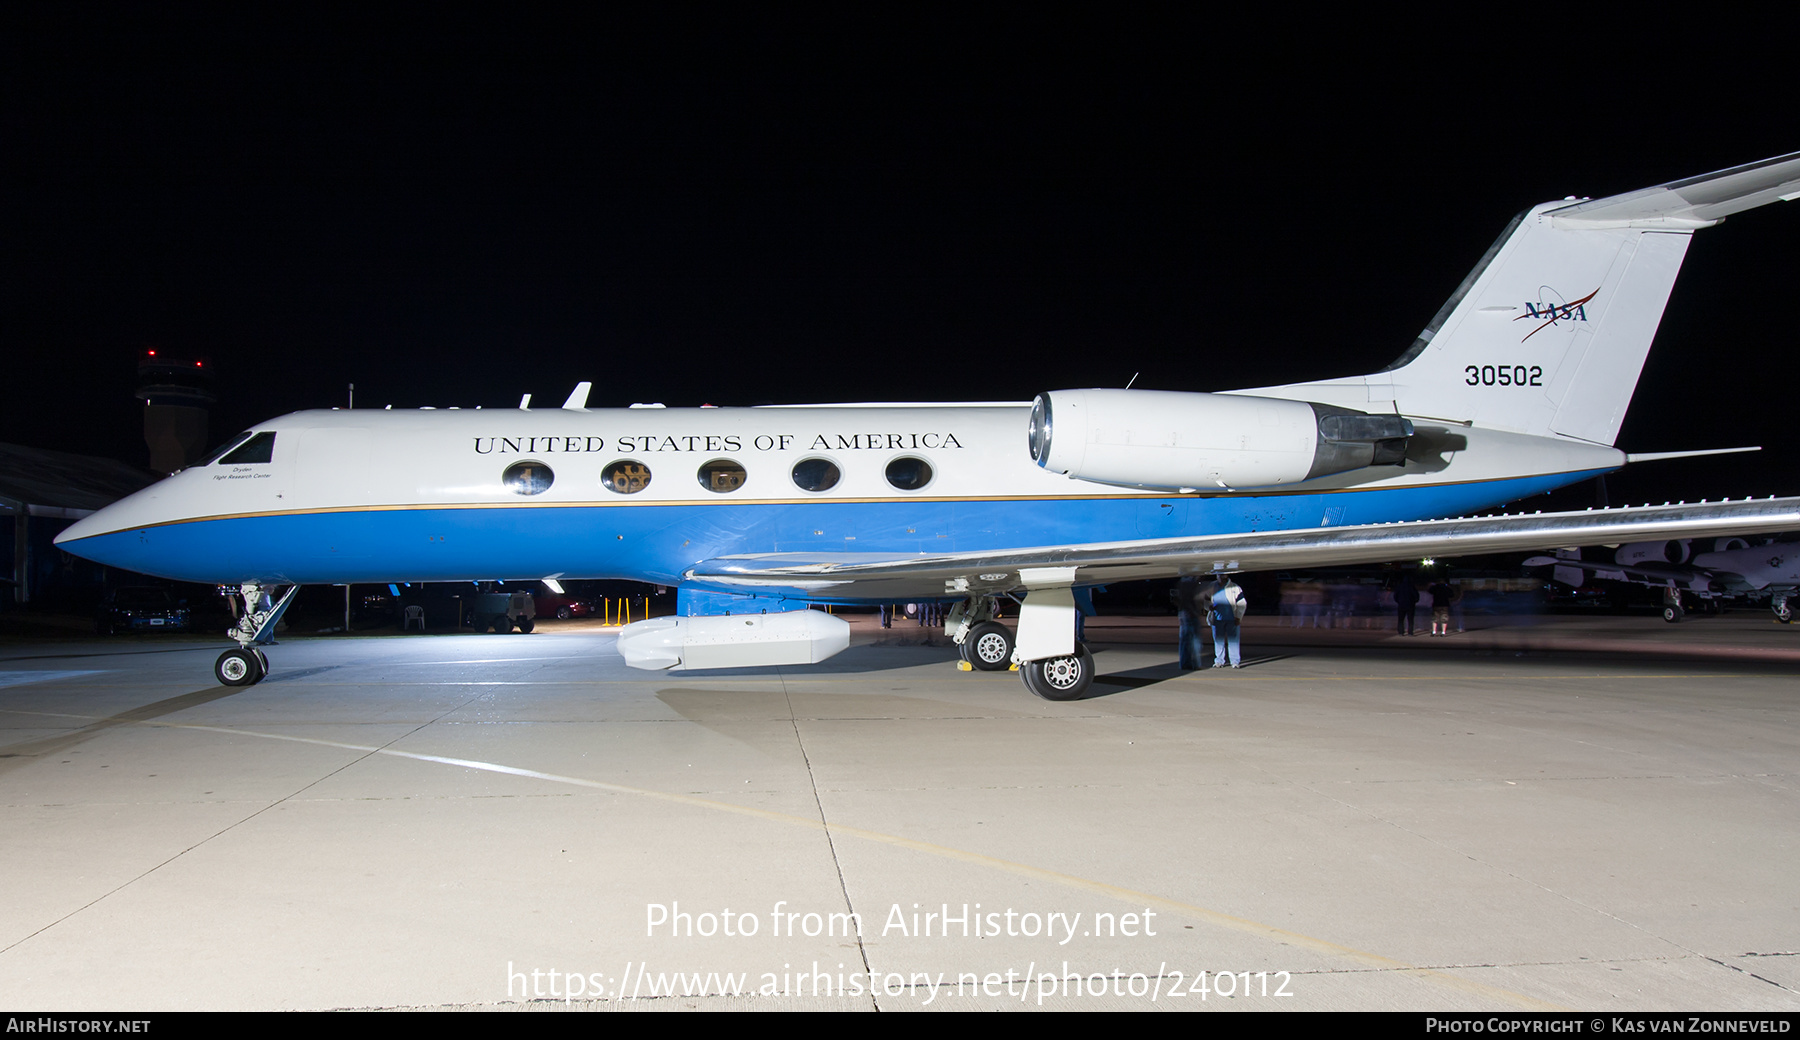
[96, 587, 192, 634]
[534, 594, 595, 619]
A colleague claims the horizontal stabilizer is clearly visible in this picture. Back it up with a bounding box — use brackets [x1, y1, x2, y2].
[1626, 446, 1760, 463]
[1549, 152, 1800, 229]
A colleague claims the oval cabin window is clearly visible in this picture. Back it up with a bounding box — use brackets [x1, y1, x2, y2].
[790, 457, 841, 493]
[697, 459, 747, 493]
[884, 456, 933, 491]
[602, 460, 652, 494]
[502, 460, 554, 496]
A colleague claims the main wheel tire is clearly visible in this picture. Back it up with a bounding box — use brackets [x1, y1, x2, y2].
[1775, 601, 1794, 624]
[1021, 643, 1095, 701]
[1663, 604, 1684, 623]
[215, 648, 265, 687]
[965, 621, 1014, 671]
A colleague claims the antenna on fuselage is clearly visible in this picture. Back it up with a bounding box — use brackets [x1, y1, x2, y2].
[562, 382, 592, 411]
[519, 393, 532, 410]
[348, 383, 354, 409]
[1125, 372, 1139, 390]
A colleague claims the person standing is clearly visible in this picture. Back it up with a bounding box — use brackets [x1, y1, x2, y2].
[1427, 578, 1453, 636]
[1175, 577, 1212, 670]
[1393, 573, 1420, 636]
[1210, 578, 1248, 668]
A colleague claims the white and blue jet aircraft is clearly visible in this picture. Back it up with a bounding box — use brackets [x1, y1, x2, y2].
[56, 151, 1800, 698]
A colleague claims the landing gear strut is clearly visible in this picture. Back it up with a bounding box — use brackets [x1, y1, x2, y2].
[947, 597, 1014, 671]
[214, 583, 297, 687]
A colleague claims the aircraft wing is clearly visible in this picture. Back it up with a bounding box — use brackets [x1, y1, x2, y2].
[688, 498, 1800, 599]
[1518, 556, 1699, 584]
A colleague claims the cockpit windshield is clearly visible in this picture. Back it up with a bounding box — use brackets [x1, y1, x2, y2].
[219, 432, 276, 465]
[194, 432, 254, 467]
[193, 431, 278, 466]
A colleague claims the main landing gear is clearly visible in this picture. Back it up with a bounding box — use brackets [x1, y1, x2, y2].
[214, 583, 298, 687]
[947, 597, 1015, 671]
[959, 621, 1014, 671]
[1020, 643, 1095, 701]
[947, 586, 1097, 701]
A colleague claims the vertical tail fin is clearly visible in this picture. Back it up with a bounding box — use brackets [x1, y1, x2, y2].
[1377, 204, 1693, 443]
[1256, 152, 1800, 445]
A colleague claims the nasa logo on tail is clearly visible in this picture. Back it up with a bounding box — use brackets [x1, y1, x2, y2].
[1516, 286, 1597, 340]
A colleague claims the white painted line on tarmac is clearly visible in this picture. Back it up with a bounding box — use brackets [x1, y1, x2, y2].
[0, 670, 109, 689]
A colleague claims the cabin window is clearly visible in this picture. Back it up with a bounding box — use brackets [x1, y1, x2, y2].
[602, 460, 652, 494]
[503, 460, 554, 495]
[218, 431, 277, 465]
[791, 457, 841, 493]
[697, 458, 747, 493]
[884, 455, 933, 491]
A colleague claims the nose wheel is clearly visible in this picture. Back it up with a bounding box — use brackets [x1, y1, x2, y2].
[214, 583, 296, 686]
[215, 648, 268, 687]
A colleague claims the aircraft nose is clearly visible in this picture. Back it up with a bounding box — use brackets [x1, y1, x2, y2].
[52, 485, 172, 568]
[53, 510, 109, 547]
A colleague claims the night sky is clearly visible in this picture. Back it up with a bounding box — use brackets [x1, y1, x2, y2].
[7, 11, 1796, 509]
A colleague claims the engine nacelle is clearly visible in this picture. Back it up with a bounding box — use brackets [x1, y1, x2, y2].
[1027, 389, 1412, 490]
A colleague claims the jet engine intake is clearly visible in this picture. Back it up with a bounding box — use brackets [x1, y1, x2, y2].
[1028, 389, 1413, 490]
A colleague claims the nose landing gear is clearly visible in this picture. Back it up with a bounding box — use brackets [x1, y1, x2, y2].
[214, 584, 297, 687]
[215, 647, 269, 686]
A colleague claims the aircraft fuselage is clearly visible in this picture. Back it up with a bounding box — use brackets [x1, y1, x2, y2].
[58, 403, 1621, 589]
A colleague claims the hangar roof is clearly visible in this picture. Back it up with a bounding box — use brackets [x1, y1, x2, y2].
[0, 443, 157, 517]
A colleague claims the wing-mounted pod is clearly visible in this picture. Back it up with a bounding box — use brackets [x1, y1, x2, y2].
[1027, 389, 1413, 491]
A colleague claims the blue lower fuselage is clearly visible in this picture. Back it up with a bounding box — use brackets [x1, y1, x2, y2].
[60, 469, 1609, 591]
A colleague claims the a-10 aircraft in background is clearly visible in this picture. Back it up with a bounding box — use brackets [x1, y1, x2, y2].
[1528, 536, 1800, 623]
[57, 150, 1800, 699]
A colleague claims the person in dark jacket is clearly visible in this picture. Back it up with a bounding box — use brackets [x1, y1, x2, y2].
[1393, 574, 1420, 636]
[1175, 577, 1213, 669]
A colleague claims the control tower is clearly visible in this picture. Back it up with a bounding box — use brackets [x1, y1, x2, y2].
[135, 350, 217, 475]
